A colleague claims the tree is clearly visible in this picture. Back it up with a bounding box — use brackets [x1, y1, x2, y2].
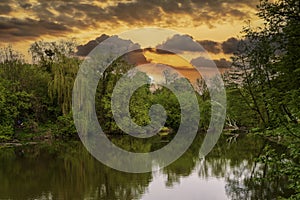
[30, 40, 80, 116]
[0, 79, 31, 140]
[47, 57, 80, 116]
[228, 0, 300, 129]
[29, 40, 77, 66]
[227, 0, 300, 198]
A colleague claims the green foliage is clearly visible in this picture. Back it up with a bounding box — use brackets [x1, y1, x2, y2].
[0, 125, 14, 141]
[226, 0, 300, 129]
[226, 0, 300, 198]
[0, 41, 80, 139]
[95, 59, 138, 134]
[29, 40, 80, 116]
[52, 113, 77, 138]
[0, 79, 31, 140]
[47, 57, 80, 115]
[29, 40, 77, 65]
[95, 60, 205, 135]
[152, 86, 181, 131]
[225, 83, 259, 128]
[0, 39, 211, 140]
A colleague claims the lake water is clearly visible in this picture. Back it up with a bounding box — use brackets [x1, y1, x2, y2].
[0, 134, 291, 200]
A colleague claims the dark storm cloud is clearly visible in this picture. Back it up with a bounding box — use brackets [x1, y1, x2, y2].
[79, 33, 241, 58]
[145, 48, 175, 55]
[105, 0, 258, 26]
[227, 9, 246, 18]
[0, 5, 12, 14]
[77, 34, 110, 56]
[76, 33, 148, 66]
[191, 56, 231, 68]
[0, 17, 70, 42]
[108, 1, 163, 25]
[157, 34, 240, 55]
[0, 0, 11, 5]
[76, 34, 141, 58]
[191, 57, 216, 68]
[213, 58, 232, 68]
[198, 38, 241, 54]
[1, 0, 259, 42]
[221, 37, 240, 54]
[198, 40, 221, 54]
[157, 34, 203, 53]
[123, 49, 149, 65]
[19, 2, 32, 9]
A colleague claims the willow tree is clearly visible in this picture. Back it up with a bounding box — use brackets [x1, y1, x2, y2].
[48, 57, 79, 115]
[30, 40, 80, 116]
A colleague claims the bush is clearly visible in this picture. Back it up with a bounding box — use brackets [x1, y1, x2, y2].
[52, 113, 77, 138]
[0, 125, 14, 141]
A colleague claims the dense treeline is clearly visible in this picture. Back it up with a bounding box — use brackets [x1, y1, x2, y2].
[0, 42, 211, 140]
[0, 41, 80, 140]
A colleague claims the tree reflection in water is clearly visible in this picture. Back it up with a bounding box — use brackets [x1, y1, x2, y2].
[0, 134, 292, 200]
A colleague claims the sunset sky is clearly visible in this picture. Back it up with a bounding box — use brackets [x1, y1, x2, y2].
[0, 0, 262, 56]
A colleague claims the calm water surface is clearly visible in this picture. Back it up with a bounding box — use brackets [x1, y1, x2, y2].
[0, 134, 290, 200]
